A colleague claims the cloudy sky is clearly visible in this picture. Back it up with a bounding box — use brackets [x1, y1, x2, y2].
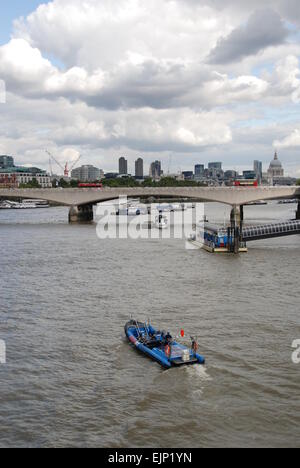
[0, 0, 300, 176]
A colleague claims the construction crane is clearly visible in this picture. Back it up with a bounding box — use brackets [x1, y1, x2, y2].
[48, 155, 53, 177]
[46, 150, 82, 177]
[66, 154, 82, 178]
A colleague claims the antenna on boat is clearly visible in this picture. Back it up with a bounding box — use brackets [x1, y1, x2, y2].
[134, 321, 142, 338]
[146, 318, 152, 336]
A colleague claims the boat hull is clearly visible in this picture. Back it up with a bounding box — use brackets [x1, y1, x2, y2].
[189, 240, 248, 254]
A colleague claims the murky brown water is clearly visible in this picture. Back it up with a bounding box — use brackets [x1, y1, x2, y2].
[0, 203, 299, 447]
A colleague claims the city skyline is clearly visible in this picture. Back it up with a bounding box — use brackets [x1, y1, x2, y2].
[0, 1, 300, 177]
[86, 151, 290, 179]
[0, 150, 292, 180]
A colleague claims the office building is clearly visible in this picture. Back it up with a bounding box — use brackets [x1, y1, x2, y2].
[208, 162, 222, 170]
[0, 166, 51, 188]
[254, 160, 263, 184]
[243, 170, 257, 180]
[119, 157, 128, 175]
[194, 164, 205, 178]
[135, 158, 144, 179]
[149, 160, 162, 179]
[71, 165, 101, 182]
[0, 155, 14, 169]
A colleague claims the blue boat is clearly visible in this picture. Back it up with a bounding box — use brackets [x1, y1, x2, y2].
[125, 320, 205, 369]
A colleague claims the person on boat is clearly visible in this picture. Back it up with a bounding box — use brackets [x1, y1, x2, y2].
[165, 332, 173, 344]
[162, 332, 172, 358]
[191, 337, 198, 353]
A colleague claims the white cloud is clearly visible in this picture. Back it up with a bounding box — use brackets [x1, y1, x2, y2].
[0, 79, 5, 103]
[0, 0, 300, 175]
[0, 91, 233, 162]
[272, 55, 300, 103]
[202, 73, 269, 105]
[13, 0, 228, 69]
[274, 129, 300, 149]
[208, 8, 288, 64]
[0, 38, 270, 110]
[0, 39, 54, 93]
[0, 39, 104, 98]
[51, 107, 233, 151]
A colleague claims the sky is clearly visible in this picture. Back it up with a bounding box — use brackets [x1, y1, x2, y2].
[0, 1, 42, 43]
[0, 0, 300, 176]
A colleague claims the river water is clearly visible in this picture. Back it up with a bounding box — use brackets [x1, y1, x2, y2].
[0, 202, 299, 448]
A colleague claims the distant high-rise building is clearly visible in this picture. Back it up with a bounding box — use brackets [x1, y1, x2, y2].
[0, 155, 14, 169]
[254, 160, 263, 184]
[71, 165, 101, 182]
[149, 160, 162, 179]
[119, 157, 128, 175]
[208, 162, 222, 170]
[135, 158, 144, 179]
[243, 170, 257, 180]
[194, 164, 205, 178]
[207, 162, 224, 180]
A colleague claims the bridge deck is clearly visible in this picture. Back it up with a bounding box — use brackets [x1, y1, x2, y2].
[0, 186, 299, 207]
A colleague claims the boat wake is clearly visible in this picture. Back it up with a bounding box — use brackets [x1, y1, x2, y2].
[186, 363, 211, 381]
[186, 366, 212, 398]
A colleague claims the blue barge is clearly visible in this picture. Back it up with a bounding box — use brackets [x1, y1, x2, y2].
[190, 223, 248, 253]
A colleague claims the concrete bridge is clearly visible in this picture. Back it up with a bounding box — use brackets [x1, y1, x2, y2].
[0, 186, 299, 223]
[1, 185, 299, 253]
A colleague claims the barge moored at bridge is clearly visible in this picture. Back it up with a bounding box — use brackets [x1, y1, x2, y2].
[190, 219, 300, 253]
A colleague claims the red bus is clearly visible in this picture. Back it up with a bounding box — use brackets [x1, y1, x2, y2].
[234, 180, 258, 187]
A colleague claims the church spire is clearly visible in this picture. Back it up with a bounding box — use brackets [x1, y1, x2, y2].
[274, 151, 278, 160]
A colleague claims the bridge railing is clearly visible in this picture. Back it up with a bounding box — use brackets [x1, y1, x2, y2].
[243, 220, 300, 240]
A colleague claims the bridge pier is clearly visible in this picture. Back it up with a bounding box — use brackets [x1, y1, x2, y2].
[240, 205, 244, 237]
[296, 200, 300, 220]
[69, 204, 94, 223]
[229, 205, 242, 254]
